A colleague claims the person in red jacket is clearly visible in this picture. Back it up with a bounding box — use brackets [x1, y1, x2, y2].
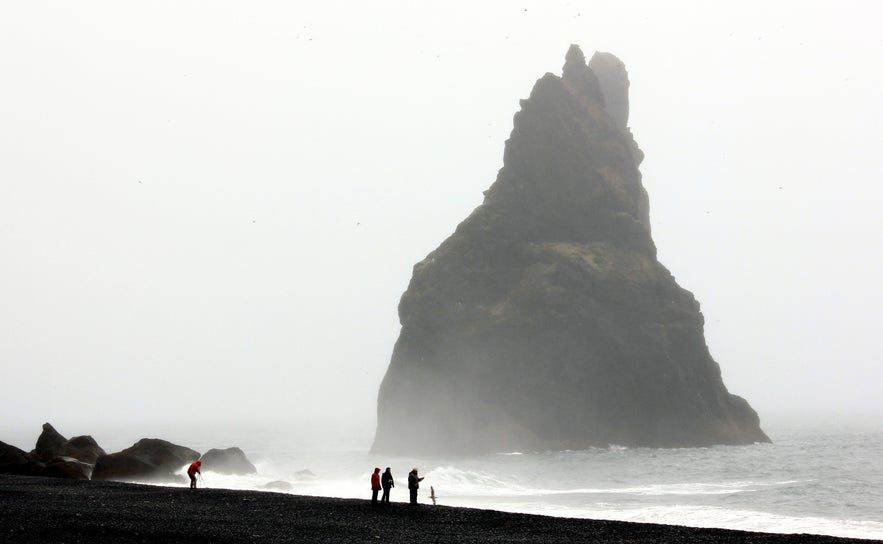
[187, 460, 202, 489]
[370, 467, 382, 505]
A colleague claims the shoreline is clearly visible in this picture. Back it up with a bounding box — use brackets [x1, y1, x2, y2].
[1, 475, 878, 543]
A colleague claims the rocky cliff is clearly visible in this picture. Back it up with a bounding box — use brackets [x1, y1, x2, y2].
[372, 45, 769, 454]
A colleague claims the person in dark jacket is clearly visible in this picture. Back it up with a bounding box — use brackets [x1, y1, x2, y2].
[381, 467, 394, 505]
[186, 460, 202, 490]
[370, 467, 382, 505]
[407, 468, 424, 505]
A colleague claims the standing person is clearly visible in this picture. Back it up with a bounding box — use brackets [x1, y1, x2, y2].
[407, 468, 424, 505]
[370, 467, 382, 506]
[381, 467, 394, 505]
[187, 460, 202, 490]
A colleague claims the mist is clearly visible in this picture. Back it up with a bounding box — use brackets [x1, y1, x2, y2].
[2, 1, 881, 446]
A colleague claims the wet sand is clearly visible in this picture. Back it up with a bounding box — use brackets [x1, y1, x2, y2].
[0, 475, 876, 543]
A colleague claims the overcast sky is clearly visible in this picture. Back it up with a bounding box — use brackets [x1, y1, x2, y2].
[2, 1, 881, 445]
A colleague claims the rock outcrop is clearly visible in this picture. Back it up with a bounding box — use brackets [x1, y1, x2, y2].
[372, 45, 769, 454]
[27, 423, 105, 464]
[2, 424, 106, 479]
[59, 435, 106, 465]
[92, 439, 200, 483]
[41, 457, 93, 480]
[29, 423, 67, 462]
[2, 424, 256, 484]
[200, 447, 257, 475]
[0, 441, 43, 476]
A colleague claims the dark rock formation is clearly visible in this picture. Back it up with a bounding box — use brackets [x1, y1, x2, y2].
[92, 439, 200, 483]
[0, 441, 43, 476]
[373, 45, 769, 454]
[2, 424, 105, 479]
[29, 422, 67, 462]
[59, 435, 106, 465]
[587, 51, 629, 130]
[200, 447, 257, 475]
[40, 456, 93, 480]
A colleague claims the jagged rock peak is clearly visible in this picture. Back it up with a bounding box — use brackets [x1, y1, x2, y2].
[492, 44, 650, 245]
[30, 422, 67, 462]
[588, 51, 630, 130]
[561, 44, 603, 102]
[563, 43, 587, 70]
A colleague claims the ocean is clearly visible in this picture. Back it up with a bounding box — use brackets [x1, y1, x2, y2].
[6, 419, 883, 540]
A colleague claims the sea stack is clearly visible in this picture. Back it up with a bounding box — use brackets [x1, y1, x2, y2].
[372, 45, 769, 454]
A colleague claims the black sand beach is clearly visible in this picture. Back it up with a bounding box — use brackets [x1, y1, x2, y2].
[1, 475, 877, 544]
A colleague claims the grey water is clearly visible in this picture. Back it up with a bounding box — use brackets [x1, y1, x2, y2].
[6, 419, 882, 540]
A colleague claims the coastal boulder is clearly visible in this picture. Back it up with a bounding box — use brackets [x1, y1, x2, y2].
[59, 435, 106, 465]
[373, 45, 769, 454]
[200, 447, 257, 475]
[40, 456, 93, 480]
[4, 424, 105, 479]
[92, 439, 200, 483]
[29, 422, 67, 462]
[0, 440, 43, 476]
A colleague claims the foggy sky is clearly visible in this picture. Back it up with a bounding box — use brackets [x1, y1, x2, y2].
[2, 1, 881, 444]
